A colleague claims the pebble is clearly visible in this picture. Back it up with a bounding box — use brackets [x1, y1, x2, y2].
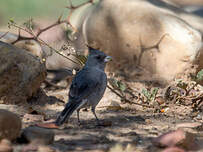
[152, 129, 198, 151]
[0, 139, 13, 152]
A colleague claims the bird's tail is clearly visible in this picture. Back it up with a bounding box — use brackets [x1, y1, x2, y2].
[55, 101, 80, 126]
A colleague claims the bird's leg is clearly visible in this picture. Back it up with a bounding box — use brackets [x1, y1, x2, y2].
[91, 107, 100, 125]
[77, 109, 81, 125]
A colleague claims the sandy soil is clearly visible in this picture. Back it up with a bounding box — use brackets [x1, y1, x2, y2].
[9, 78, 202, 152]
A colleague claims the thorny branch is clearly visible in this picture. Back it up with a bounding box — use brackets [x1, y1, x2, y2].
[107, 85, 151, 108]
[7, 18, 84, 65]
[66, 0, 94, 9]
[0, 31, 9, 40]
[10, 19, 67, 45]
[66, 0, 94, 31]
[3, 0, 146, 106]
[4, 0, 95, 65]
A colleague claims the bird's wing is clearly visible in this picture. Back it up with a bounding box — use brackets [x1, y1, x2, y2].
[68, 68, 100, 103]
[55, 68, 104, 126]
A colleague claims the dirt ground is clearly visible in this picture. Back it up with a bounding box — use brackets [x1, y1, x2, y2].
[6, 75, 202, 152]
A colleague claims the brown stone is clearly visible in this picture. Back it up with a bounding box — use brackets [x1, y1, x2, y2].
[0, 110, 21, 141]
[0, 139, 13, 152]
[152, 129, 199, 150]
[0, 41, 46, 104]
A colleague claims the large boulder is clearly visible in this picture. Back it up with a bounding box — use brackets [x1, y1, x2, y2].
[166, 0, 203, 6]
[0, 41, 46, 104]
[0, 32, 44, 60]
[0, 32, 81, 83]
[70, 0, 202, 82]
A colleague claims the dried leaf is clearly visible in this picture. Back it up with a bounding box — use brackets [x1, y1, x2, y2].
[36, 122, 59, 129]
[177, 81, 188, 90]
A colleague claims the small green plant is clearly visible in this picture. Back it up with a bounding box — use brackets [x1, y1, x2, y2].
[196, 69, 203, 82]
[190, 69, 203, 83]
[142, 88, 158, 102]
[108, 78, 126, 92]
[23, 18, 35, 31]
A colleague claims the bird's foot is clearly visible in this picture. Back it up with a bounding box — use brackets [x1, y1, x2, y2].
[77, 121, 82, 126]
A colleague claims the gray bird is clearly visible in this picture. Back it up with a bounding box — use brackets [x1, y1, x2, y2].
[55, 47, 112, 126]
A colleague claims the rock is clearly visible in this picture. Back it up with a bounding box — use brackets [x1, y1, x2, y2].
[0, 32, 80, 84]
[0, 139, 13, 152]
[162, 147, 185, 152]
[70, 0, 202, 82]
[0, 32, 44, 60]
[166, 0, 203, 6]
[21, 126, 55, 145]
[21, 143, 38, 152]
[152, 129, 199, 150]
[0, 41, 46, 104]
[0, 109, 21, 141]
[0, 104, 27, 116]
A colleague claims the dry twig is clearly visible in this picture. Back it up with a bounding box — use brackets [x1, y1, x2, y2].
[0, 31, 9, 40]
[66, 0, 94, 31]
[107, 85, 151, 108]
[7, 0, 95, 65]
[8, 17, 83, 65]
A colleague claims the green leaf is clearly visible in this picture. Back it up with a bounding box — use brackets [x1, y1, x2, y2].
[23, 18, 34, 30]
[118, 81, 126, 92]
[108, 78, 119, 89]
[113, 79, 119, 88]
[9, 18, 15, 24]
[142, 89, 151, 100]
[150, 88, 158, 101]
[196, 69, 203, 81]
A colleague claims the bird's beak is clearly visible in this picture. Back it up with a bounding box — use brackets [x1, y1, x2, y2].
[104, 56, 112, 62]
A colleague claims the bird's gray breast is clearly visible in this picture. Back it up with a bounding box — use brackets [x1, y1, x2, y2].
[86, 70, 107, 108]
